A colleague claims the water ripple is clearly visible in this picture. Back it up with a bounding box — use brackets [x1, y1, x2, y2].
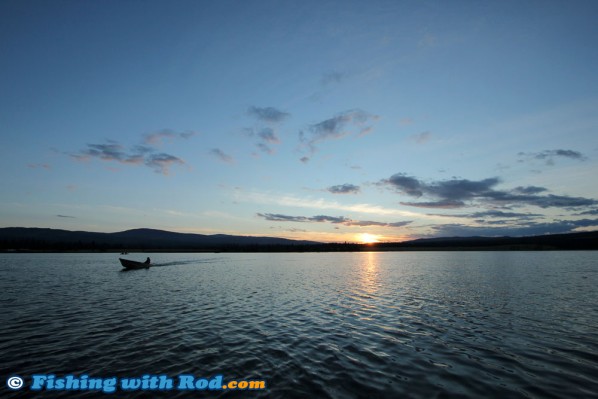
[1, 252, 597, 398]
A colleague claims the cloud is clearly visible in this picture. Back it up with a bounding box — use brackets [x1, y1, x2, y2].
[210, 148, 234, 164]
[328, 184, 360, 194]
[382, 173, 598, 209]
[248, 127, 280, 154]
[144, 153, 185, 175]
[74, 142, 145, 165]
[512, 186, 547, 195]
[320, 71, 345, 86]
[143, 129, 197, 145]
[299, 109, 379, 161]
[409, 131, 432, 144]
[387, 173, 501, 201]
[247, 106, 290, 123]
[518, 149, 587, 165]
[240, 189, 422, 218]
[577, 209, 598, 216]
[258, 127, 280, 144]
[400, 200, 466, 209]
[71, 132, 192, 175]
[433, 210, 542, 219]
[28, 163, 51, 170]
[56, 214, 76, 218]
[257, 213, 411, 228]
[431, 219, 598, 237]
[246, 106, 289, 154]
[484, 192, 597, 208]
[385, 174, 426, 197]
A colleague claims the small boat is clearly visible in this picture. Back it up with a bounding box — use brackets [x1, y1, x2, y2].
[119, 258, 150, 270]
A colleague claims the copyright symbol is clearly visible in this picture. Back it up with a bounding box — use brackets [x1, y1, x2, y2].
[7, 376, 24, 390]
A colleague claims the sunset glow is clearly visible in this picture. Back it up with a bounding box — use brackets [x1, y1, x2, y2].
[358, 233, 380, 244]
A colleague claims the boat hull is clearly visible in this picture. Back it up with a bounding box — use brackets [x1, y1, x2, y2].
[119, 258, 150, 269]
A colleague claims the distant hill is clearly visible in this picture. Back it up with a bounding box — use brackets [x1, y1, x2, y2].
[0, 227, 318, 251]
[374, 231, 598, 251]
[0, 227, 596, 251]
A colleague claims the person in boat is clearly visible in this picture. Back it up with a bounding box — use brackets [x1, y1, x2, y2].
[145, 257, 151, 265]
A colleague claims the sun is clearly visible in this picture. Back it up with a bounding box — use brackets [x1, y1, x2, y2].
[359, 233, 380, 244]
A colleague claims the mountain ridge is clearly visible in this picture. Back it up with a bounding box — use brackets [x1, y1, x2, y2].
[0, 227, 597, 251]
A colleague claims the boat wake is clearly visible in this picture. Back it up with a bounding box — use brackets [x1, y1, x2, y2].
[149, 259, 220, 268]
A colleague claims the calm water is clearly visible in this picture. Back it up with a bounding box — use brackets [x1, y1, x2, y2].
[1, 252, 597, 398]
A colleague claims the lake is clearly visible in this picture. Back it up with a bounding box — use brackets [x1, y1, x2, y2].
[1, 251, 597, 398]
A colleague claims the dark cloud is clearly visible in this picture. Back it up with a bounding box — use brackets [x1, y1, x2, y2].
[328, 184, 360, 194]
[386, 174, 424, 197]
[518, 149, 587, 165]
[247, 106, 290, 123]
[386, 173, 500, 201]
[400, 200, 466, 209]
[299, 109, 379, 161]
[428, 178, 500, 201]
[257, 213, 411, 228]
[56, 214, 76, 218]
[483, 191, 597, 208]
[383, 173, 597, 210]
[577, 209, 598, 216]
[210, 148, 234, 164]
[436, 210, 542, 219]
[349, 220, 412, 227]
[512, 186, 547, 195]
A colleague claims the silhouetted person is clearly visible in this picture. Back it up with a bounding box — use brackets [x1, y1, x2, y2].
[145, 257, 151, 265]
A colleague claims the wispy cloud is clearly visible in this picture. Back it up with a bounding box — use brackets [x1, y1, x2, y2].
[327, 184, 360, 194]
[143, 129, 197, 145]
[246, 106, 289, 154]
[257, 213, 411, 228]
[56, 214, 76, 218]
[409, 131, 432, 144]
[320, 71, 345, 86]
[28, 163, 51, 170]
[210, 148, 234, 164]
[238, 189, 423, 218]
[258, 127, 280, 144]
[145, 153, 185, 174]
[299, 109, 379, 162]
[247, 106, 290, 123]
[70, 130, 194, 175]
[518, 149, 587, 165]
[72, 142, 145, 165]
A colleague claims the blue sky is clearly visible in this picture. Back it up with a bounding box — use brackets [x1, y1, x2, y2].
[1, 0, 598, 243]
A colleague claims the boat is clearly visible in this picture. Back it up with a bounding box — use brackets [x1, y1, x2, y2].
[119, 258, 150, 269]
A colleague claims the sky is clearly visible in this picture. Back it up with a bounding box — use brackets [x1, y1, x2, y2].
[1, 0, 598, 243]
